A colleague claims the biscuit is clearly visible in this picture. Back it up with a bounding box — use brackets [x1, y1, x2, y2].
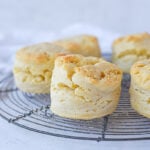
[50, 54, 122, 120]
[53, 35, 101, 57]
[130, 59, 150, 118]
[112, 32, 150, 73]
[13, 43, 66, 94]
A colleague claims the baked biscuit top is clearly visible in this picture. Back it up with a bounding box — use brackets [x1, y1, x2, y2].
[54, 54, 122, 92]
[53, 35, 101, 57]
[16, 43, 65, 64]
[54, 35, 99, 44]
[112, 33, 150, 59]
[113, 32, 150, 46]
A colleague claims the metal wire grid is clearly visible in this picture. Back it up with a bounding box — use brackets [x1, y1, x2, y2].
[0, 54, 150, 141]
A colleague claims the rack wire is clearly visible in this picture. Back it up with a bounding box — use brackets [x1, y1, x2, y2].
[0, 53, 150, 141]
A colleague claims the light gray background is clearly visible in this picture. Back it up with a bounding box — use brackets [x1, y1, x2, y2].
[1, 1, 150, 149]
[0, 0, 150, 34]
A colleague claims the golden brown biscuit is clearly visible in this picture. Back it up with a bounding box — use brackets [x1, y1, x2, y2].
[50, 54, 122, 120]
[112, 32, 150, 73]
[130, 59, 150, 118]
[13, 43, 66, 93]
[53, 35, 101, 57]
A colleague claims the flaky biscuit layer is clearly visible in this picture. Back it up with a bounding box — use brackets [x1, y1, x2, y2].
[130, 59, 150, 118]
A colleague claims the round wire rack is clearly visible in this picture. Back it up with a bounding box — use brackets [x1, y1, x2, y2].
[1, 53, 150, 141]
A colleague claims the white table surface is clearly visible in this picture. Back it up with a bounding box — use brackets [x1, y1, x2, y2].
[1, 117, 150, 150]
[0, 26, 150, 150]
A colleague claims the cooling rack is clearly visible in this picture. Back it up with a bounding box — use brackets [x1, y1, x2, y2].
[0, 53, 150, 142]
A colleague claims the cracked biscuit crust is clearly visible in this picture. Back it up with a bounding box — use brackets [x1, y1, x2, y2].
[112, 33, 150, 73]
[50, 54, 122, 120]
